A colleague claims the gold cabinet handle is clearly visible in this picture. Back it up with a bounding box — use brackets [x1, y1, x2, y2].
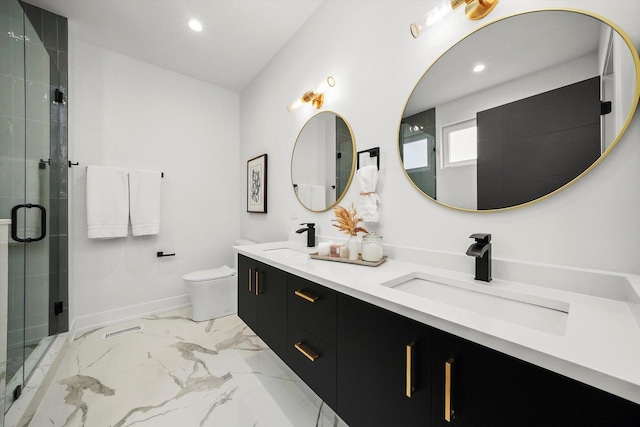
[254, 270, 260, 295]
[294, 342, 319, 362]
[247, 268, 253, 292]
[445, 357, 455, 422]
[406, 342, 415, 397]
[294, 290, 319, 303]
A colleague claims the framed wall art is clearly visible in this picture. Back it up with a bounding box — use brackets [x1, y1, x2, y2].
[247, 154, 267, 213]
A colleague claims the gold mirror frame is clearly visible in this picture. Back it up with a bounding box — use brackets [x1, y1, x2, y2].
[291, 111, 356, 212]
[398, 8, 640, 213]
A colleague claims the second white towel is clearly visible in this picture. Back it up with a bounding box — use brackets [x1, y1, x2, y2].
[129, 169, 162, 236]
[87, 165, 129, 239]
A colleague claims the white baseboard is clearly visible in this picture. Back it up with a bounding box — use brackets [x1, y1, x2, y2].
[70, 294, 191, 341]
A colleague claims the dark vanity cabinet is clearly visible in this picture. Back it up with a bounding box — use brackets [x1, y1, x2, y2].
[337, 294, 432, 427]
[237, 255, 640, 426]
[286, 274, 338, 408]
[431, 329, 640, 427]
[237, 254, 288, 360]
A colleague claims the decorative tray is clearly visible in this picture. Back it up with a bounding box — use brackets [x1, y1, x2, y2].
[309, 252, 387, 267]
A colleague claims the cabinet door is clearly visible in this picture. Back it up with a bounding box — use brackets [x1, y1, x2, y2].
[255, 262, 288, 360]
[432, 329, 640, 427]
[237, 254, 258, 331]
[337, 294, 432, 427]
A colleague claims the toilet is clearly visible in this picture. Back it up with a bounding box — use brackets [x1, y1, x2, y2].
[183, 239, 256, 321]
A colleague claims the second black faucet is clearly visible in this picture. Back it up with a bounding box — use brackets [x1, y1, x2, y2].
[466, 233, 492, 282]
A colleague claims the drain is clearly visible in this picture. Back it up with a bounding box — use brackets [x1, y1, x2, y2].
[103, 324, 143, 340]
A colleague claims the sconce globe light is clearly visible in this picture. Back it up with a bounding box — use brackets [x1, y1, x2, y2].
[288, 76, 336, 112]
[411, 0, 499, 38]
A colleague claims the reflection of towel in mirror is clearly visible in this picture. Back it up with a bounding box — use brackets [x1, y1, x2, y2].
[357, 165, 380, 222]
[297, 183, 326, 211]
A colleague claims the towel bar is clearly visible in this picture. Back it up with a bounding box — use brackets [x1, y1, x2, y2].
[357, 147, 380, 170]
[84, 166, 164, 177]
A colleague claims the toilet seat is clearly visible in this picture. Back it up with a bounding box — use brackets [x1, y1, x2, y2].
[183, 265, 236, 282]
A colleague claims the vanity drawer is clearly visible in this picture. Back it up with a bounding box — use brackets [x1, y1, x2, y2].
[287, 321, 337, 409]
[287, 274, 337, 348]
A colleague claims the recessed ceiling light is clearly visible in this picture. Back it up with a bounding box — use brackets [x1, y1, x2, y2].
[473, 64, 486, 73]
[188, 19, 203, 32]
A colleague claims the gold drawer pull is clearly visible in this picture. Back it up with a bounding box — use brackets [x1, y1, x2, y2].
[406, 342, 415, 397]
[445, 357, 455, 422]
[294, 290, 319, 303]
[294, 342, 319, 362]
[248, 268, 253, 292]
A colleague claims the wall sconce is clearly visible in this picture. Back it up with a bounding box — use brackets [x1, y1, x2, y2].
[288, 76, 335, 112]
[410, 0, 499, 38]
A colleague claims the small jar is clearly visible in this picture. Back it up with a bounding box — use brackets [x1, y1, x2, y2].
[361, 232, 384, 262]
[330, 243, 343, 258]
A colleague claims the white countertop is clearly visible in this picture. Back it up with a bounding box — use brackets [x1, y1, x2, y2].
[235, 240, 640, 405]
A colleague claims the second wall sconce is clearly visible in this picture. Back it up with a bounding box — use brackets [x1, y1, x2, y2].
[288, 76, 335, 112]
[410, 0, 499, 38]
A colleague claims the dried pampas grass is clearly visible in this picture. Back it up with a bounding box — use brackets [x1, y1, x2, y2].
[332, 203, 368, 236]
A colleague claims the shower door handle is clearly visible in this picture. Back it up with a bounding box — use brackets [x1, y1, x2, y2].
[11, 203, 47, 243]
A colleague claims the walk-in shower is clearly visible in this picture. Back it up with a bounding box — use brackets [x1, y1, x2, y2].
[0, 0, 68, 419]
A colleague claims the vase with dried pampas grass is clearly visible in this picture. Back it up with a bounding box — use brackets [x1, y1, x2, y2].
[332, 203, 368, 260]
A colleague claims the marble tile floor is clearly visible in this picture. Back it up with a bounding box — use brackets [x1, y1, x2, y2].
[24, 308, 348, 427]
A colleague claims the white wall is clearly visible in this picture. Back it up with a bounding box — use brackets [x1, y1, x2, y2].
[69, 37, 240, 332]
[240, 0, 640, 275]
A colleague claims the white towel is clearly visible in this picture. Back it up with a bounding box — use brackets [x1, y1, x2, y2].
[129, 169, 162, 236]
[297, 184, 312, 207]
[356, 165, 381, 223]
[86, 166, 129, 239]
[297, 183, 326, 211]
[310, 185, 326, 211]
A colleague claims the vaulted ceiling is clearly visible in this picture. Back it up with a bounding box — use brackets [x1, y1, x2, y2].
[25, 0, 324, 92]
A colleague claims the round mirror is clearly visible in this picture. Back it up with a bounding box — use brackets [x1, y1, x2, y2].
[292, 111, 356, 211]
[400, 9, 640, 211]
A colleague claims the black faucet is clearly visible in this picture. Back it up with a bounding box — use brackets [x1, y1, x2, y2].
[296, 223, 315, 247]
[466, 233, 492, 282]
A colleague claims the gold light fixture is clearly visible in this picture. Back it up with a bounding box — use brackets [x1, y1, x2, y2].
[288, 76, 335, 112]
[410, 0, 499, 38]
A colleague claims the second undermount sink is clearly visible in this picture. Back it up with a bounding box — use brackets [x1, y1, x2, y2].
[382, 272, 570, 336]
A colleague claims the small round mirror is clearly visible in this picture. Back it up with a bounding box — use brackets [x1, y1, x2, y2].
[292, 111, 356, 211]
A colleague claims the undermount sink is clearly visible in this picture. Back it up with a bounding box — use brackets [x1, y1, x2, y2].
[263, 247, 310, 258]
[382, 272, 569, 336]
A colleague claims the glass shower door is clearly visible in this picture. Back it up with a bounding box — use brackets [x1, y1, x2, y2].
[1, 0, 28, 410]
[0, 0, 66, 412]
[20, 9, 53, 397]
